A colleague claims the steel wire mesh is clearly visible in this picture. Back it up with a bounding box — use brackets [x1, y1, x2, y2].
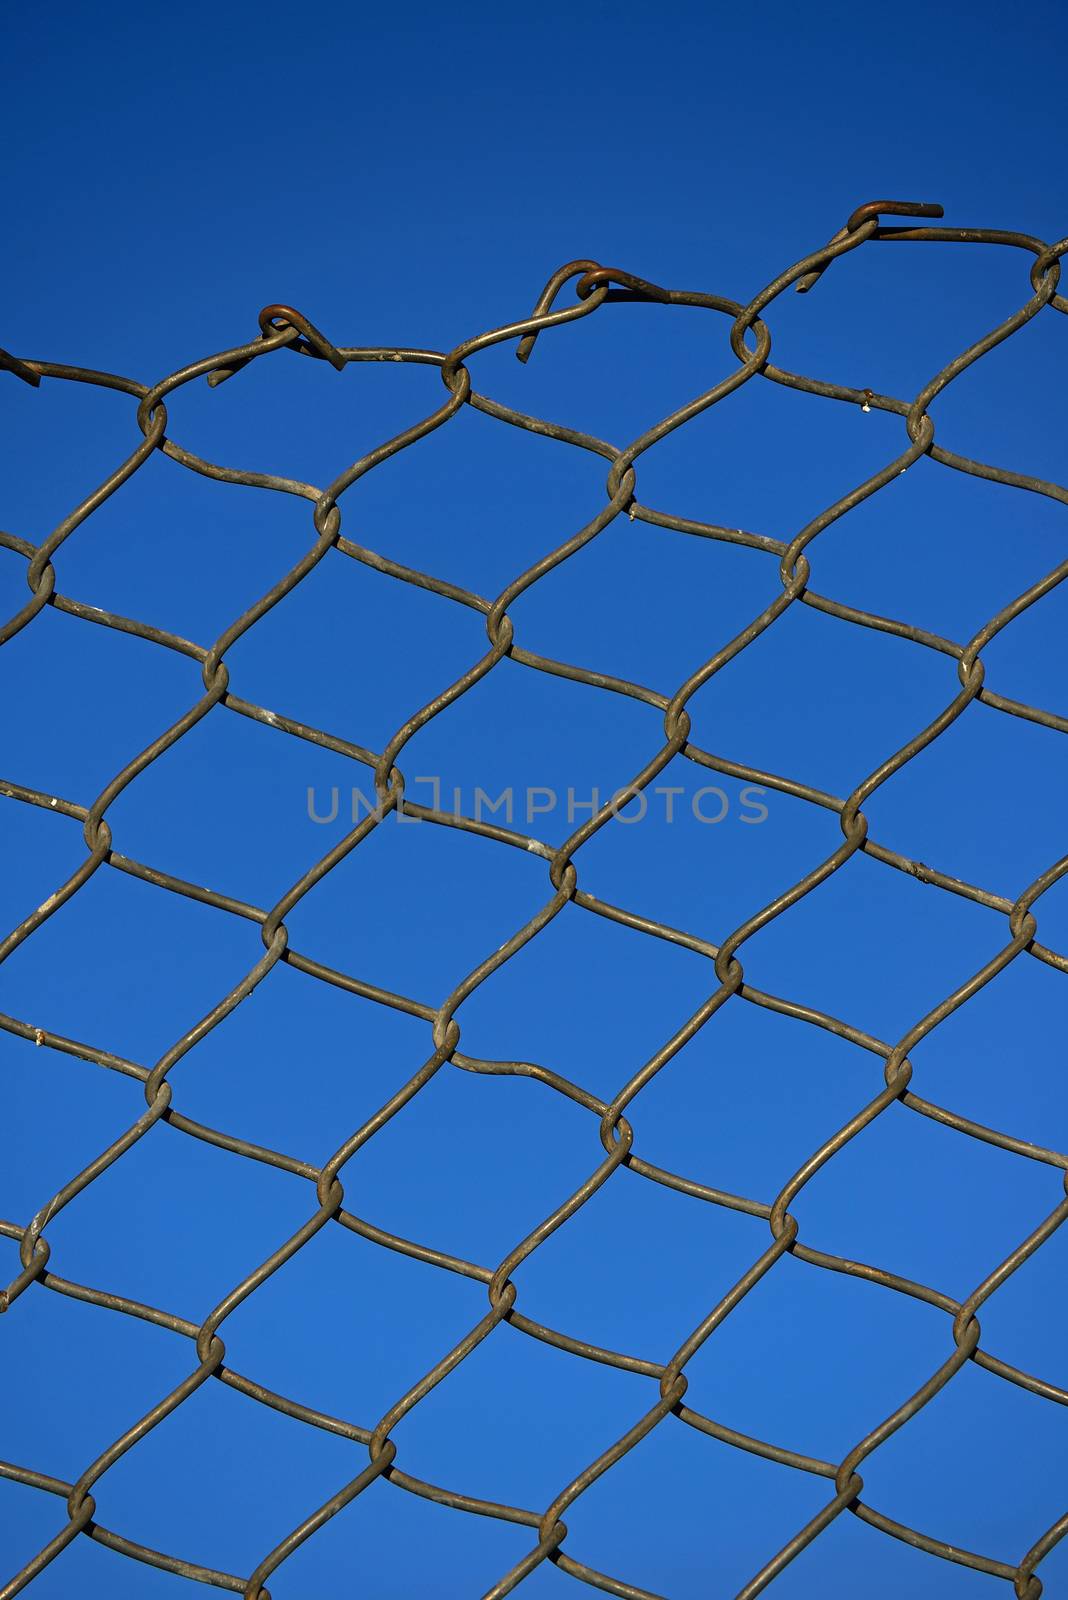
[1, 200, 1066, 1599]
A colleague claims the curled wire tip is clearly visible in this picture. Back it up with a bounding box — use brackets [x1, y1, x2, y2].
[797, 200, 946, 293]
[206, 306, 345, 388]
[846, 200, 944, 230]
[513, 258, 603, 364]
[260, 305, 346, 373]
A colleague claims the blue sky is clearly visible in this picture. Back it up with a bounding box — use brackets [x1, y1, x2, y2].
[2, 2, 1066, 1597]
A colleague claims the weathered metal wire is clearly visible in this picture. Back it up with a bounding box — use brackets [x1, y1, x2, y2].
[1, 201, 1066, 1599]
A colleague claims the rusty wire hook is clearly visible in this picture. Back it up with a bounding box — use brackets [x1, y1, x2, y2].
[208, 304, 345, 388]
[796, 199, 945, 294]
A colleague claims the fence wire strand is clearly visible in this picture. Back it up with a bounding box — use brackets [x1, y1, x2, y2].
[1, 200, 1067, 1599]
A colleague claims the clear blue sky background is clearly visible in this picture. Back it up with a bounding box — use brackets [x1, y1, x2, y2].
[2, 3, 1066, 1597]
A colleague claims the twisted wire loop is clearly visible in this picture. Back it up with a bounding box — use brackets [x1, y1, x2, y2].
[1, 201, 1066, 1597]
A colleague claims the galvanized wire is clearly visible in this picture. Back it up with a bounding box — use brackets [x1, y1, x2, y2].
[1, 201, 1067, 1599]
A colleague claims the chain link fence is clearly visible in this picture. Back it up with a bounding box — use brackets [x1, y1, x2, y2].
[1, 201, 1066, 1599]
